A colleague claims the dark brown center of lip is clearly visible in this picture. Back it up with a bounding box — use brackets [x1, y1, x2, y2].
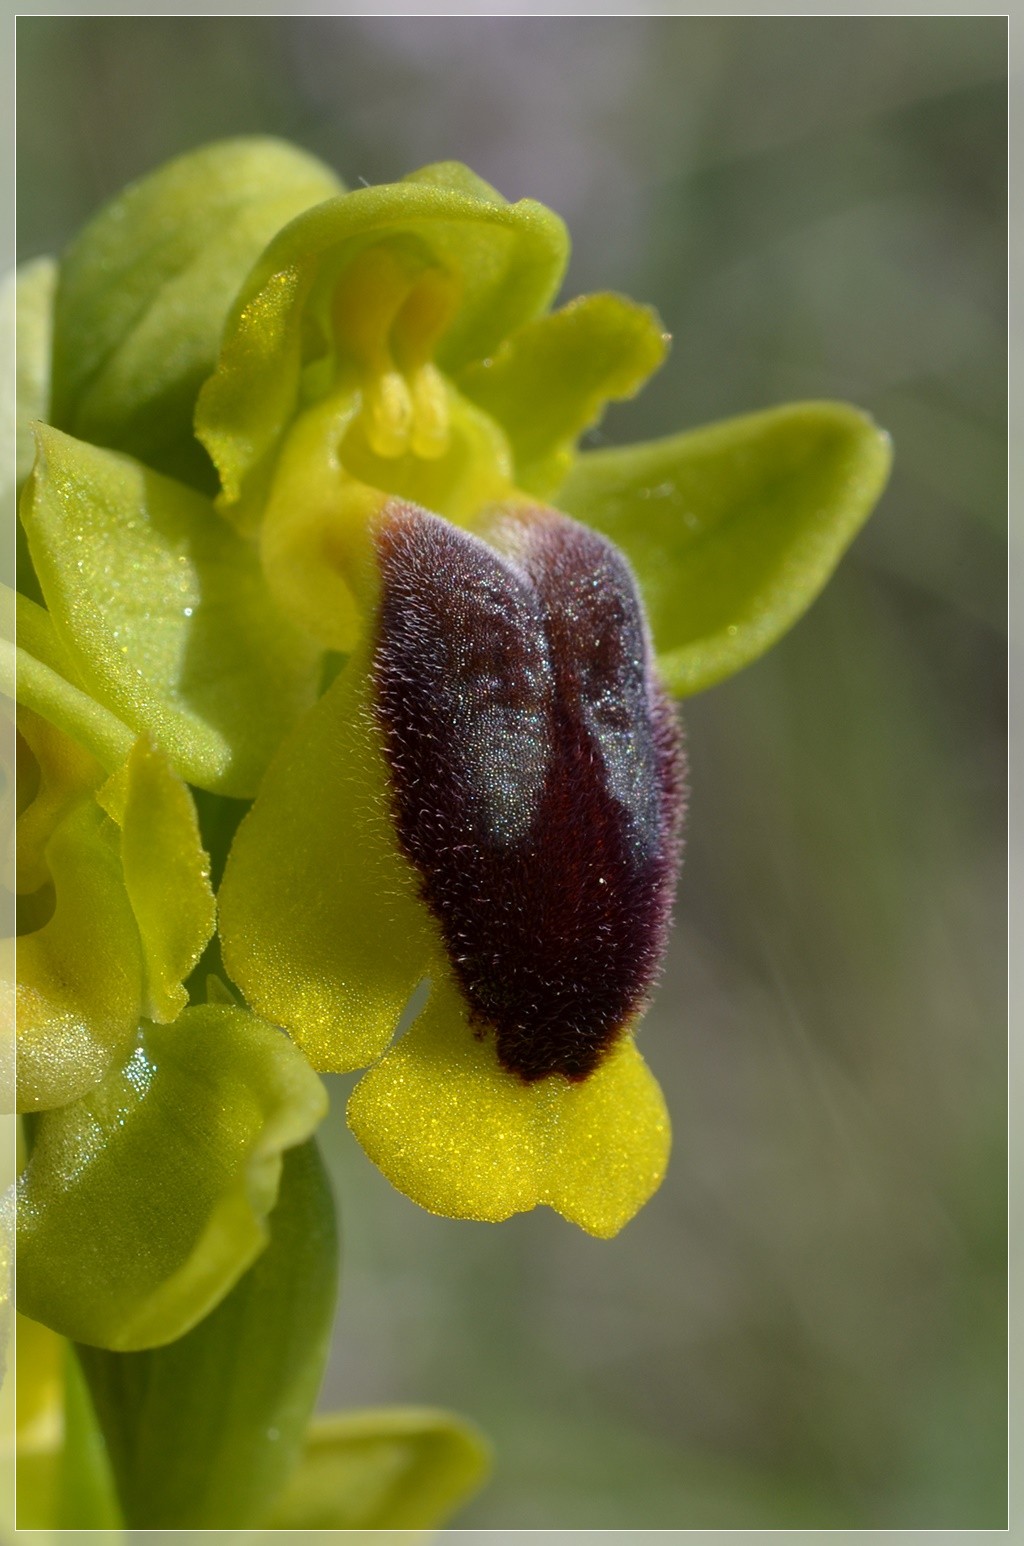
[373, 500, 686, 1082]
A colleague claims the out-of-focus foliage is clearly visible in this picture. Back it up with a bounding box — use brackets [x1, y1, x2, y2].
[16, 14, 1005, 1529]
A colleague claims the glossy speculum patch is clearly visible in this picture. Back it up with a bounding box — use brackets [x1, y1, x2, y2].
[373, 499, 686, 1082]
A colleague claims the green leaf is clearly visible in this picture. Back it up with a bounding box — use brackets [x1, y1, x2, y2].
[50, 137, 344, 488]
[77, 1140, 337, 1529]
[16, 1006, 327, 1350]
[267, 1407, 491, 1530]
[459, 292, 668, 496]
[557, 401, 892, 695]
[21, 426, 322, 796]
[57, 1349, 122, 1530]
[196, 165, 567, 518]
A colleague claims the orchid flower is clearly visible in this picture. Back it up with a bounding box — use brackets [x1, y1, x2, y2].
[8, 136, 890, 1530]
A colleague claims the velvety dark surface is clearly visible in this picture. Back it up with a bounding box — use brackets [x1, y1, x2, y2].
[374, 501, 684, 1081]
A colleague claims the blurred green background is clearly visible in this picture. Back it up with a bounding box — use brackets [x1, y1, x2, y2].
[17, 16, 1006, 1530]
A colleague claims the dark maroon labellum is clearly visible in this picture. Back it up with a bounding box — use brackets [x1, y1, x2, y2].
[373, 500, 686, 1082]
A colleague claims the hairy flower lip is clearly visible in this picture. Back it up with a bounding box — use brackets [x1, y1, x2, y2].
[13, 142, 892, 1243]
[372, 498, 686, 1084]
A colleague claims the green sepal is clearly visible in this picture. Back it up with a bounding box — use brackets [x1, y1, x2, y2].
[50, 137, 344, 487]
[459, 292, 668, 496]
[195, 165, 568, 517]
[557, 401, 892, 695]
[267, 1406, 492, 1530]
[20, 425, 322, 796]
[16, 1006, 327, 1349]
[76, 1140, 337, 1529]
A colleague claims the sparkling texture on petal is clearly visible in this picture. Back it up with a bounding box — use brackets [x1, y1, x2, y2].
[218, 638, 436, 1074]
[347, 973, 670, 1238]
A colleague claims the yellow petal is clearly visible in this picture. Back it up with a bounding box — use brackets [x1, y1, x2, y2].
[346, 972, 670, 1238]
[218, 642, 436, 1074]
[13, 800, 143, 1113]
[97, 736, 216, 1024]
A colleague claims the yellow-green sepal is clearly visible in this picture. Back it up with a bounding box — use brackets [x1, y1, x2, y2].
[96, 736, 215, 1024]
[16, 1005, 327, 1351]
[218, 639, 436, 1073]
[267, 1407, 492, 1530]
[196, 163, 568, 522]
[49, 137, 345, 487]
[557, 401, 892, 695]
[458, 292, 668, 497]
[20, 425, 322, 796]
[347, 973, 670, 1239]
